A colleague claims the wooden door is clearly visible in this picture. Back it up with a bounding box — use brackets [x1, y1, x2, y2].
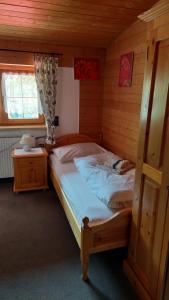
[125, 37, 169, 300]
[163, 258, 169, 300]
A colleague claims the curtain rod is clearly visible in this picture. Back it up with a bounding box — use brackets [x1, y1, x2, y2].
[0, 48, 63, 56]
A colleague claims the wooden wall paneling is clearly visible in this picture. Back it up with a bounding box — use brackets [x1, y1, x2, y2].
[0, 40, 105, 138]
[0, 39, 105, 67]
[102, 20, 148, 162]
[79, 59, 104, 138]
[0, 50, 34, 65]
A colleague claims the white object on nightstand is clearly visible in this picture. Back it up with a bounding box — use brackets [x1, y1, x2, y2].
[20, 134, 35, 151]
[14, 148, 43, 156]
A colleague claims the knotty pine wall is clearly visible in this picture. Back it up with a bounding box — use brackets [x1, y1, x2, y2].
[102, 20, 147, 162]
[0, 39, 105, 138]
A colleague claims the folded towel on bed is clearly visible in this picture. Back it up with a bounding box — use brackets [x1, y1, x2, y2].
[74, 153, 135, 209]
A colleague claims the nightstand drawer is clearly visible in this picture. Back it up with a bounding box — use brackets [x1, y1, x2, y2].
[17, 166, 46, 188]
[16, 157, 44, 168]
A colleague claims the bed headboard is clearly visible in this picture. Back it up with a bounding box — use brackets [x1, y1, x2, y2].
[45, 133, 102, 152]
[55, 133, 98, 147]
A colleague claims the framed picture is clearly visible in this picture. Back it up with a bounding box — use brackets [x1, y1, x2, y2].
[74, 58, 100, 80]
[119, 52, 134, 87]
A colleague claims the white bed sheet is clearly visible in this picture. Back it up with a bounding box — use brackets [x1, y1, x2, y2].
[74, 154, 134, 209]
[50, 154, 114, 225]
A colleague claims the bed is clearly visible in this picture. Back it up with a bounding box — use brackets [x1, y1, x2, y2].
[49, 134, 133, 280]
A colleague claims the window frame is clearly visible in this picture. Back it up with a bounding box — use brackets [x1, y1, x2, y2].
[0, 64, 44, 126]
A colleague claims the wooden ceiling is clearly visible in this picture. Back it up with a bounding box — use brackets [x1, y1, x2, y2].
[0, 0, 157, 48]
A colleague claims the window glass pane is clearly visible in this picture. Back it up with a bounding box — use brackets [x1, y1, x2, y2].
[3, 73, 40, 120]
[23, 98, 39, 119]
[7, 97, 23, 119]
[21, 74, 38, 98]
[5, 74, 22, 97]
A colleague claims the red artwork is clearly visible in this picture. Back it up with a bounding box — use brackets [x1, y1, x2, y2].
[74, 58, 100, 80]
[119, 52, 134, 87]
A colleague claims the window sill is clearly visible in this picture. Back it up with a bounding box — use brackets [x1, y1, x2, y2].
[0, 125, 46, 130]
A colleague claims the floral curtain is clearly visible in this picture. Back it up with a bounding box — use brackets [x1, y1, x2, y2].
[34, 54, 59, 144]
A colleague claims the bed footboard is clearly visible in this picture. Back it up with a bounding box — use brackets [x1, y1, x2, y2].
[81, 217, 91, 281]
[81, 209, 131, 280]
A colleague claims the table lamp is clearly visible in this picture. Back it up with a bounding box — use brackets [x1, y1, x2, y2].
[20, 134, 34, 151]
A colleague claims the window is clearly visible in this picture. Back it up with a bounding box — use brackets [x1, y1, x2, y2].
[2, 73, 41, 119]
[0, 67, 44, 126]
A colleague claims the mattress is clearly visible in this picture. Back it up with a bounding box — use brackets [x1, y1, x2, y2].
[50, 154, 114, 225]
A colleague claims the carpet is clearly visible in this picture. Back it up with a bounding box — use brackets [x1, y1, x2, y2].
[0, 179, 137, 300]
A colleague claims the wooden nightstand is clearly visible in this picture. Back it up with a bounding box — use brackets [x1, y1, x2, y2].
[12, 148, 48, 192]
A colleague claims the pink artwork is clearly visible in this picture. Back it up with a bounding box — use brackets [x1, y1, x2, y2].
[119, 52, 134, 87]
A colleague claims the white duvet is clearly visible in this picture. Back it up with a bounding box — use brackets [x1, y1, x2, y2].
[74, 153, 135, 209]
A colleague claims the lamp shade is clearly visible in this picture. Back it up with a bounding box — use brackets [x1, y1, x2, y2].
[20, 134, 34, 151]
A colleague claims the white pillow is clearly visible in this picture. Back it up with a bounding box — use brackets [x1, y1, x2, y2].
[52, 142, 105, 163]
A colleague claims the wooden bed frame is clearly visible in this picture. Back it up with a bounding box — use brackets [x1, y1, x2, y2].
[49, 133, 132, 280]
